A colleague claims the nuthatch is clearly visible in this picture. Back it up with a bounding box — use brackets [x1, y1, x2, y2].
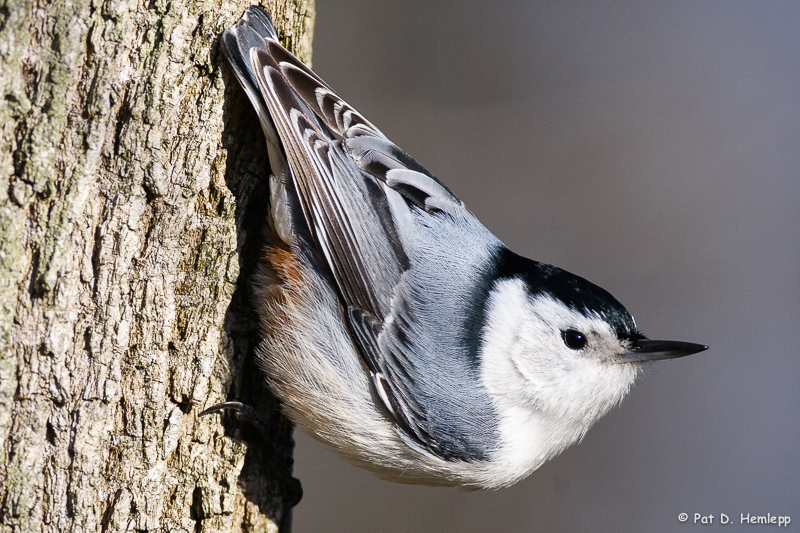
[218, 7, 707, 489]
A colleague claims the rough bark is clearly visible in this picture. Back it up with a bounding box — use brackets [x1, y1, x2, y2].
[0, 0, 314, 530]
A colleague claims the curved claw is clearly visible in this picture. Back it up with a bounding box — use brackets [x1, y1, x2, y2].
[200, 400, 272, 440]
[200, 401, 247, 417]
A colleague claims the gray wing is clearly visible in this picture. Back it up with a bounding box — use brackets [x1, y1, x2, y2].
[223, 7, 502, 461]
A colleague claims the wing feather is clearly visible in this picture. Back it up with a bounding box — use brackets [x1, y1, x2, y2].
[253, 47, 402, 318]
[225, 7, 502, 460]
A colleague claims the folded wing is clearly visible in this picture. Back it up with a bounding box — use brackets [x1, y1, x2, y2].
[222, 7, 502, 461]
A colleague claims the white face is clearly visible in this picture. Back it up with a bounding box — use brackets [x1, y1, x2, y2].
[480, 278, 640, 427]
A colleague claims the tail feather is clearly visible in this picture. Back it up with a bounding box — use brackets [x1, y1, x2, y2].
[222, 9, 288, 169]
[222, 8, 295, 244]
[222, 8, 278, 131]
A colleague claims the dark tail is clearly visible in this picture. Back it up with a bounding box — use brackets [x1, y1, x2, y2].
[221, 7, 279, 134]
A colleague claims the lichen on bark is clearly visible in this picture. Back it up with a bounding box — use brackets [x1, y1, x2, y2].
[0, 0, 314, 531]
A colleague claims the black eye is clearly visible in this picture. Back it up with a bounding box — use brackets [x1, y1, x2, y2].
[562, 329, 587, 350]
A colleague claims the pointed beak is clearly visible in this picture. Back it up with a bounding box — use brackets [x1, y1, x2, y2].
[619, 337, 708, 363]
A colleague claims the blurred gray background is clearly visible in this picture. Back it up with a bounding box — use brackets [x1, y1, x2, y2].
[289, 1, 800, 531]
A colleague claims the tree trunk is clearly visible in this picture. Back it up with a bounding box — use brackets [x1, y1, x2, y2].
[0, 0, 314, 530]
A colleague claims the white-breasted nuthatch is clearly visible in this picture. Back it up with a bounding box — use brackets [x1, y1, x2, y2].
[220, 7, 707, 489]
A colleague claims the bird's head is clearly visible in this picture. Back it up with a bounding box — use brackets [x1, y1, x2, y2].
[482, 251, 706, 428]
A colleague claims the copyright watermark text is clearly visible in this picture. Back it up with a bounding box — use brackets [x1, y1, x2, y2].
[677, 513, 791, 527]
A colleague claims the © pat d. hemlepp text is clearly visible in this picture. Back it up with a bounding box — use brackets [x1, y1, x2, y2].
[678, 512, 791, 527]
